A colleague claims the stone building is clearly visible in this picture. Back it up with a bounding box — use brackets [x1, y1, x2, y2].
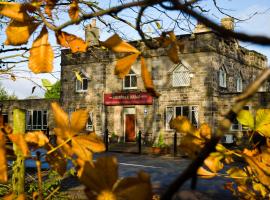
[0, 18, 269, 143]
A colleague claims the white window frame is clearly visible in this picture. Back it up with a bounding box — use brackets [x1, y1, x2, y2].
[75, 74, 88, 92]
[123, 70, 137, 90]
[86, 112, 94, 131]
[172, 65, 191, 87]
[219, 69, 227, 88]
[231, 106, 251, 131]
[26, 110, 48, 130]
[165, 106, 199, 131]
[236, 76, 243, 92]
[258, 84, 267, 92]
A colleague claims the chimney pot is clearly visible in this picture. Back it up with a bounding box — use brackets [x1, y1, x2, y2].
[85, 19, 100, 46]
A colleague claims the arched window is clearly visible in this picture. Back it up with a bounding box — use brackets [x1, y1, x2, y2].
[218, 67, 227, 88]
[123, 70, 137, 89]
[236, 76, 243, 92]
[172, 64, 190, 87]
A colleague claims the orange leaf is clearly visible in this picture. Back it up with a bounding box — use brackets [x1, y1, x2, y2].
[68, 0, 79, 21]
[169, 116, 195, 134]
[115, 53, 139, 78]
[56, 31, 87, 53]
[45, 0, 57, 18]
[199, 123, 212, 139]
[25, 131, 49, 148]
[8, 134, 29, 156]
[102, 34, 140, 53]
[168, 42, 180, 64]
[0, 131, 7, 183]
[70, 109, 89, 133]
[197, 167, 216, 178]
[51, 102, 69, 130]
[5, 20, 39, 46]
[204, 153, 224, 173]
[0, 2, 33, 22]
[29, 26, 54, 73]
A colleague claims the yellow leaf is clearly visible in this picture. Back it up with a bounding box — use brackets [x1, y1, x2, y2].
[68, 0, 79, 21]
[237, 110, 254, 130]
[115, 53, 139, 78]
[199, 123, 211, 139]
[169, 116, 195, 134]
[70, 109, 89, 133]
[227, 167, 248, 185]
[8, 134, 29, 156]
[0, 131, 7, 183]
[101, 34, 140, 54]
[179, 134, 204, 159]
[256, 109, 270, 136]
[168, 42, 180, 64]
[51, 102, 69, 130]
[204, 153, 224, 173]
[0, 2, 33, 22]
[155, 21, 161, 29]
[45, 0, 56, 18]
[56, 31, 87, 53]
[253, 182, 267, 198]
[25, 131, 49, 148]
[5, 20, 39, 46]
[29, 26, 54, 73]
[74, 71, 82, 82]
[197, 167, 216, 178]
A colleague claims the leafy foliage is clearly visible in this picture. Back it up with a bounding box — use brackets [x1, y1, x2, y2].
[0, 84, 17, 100]
[44, 81, 60, 99]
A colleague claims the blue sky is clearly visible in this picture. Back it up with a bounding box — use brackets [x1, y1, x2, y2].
[1, 0, 270, 98]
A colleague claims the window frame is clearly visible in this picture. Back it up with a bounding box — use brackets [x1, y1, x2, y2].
[236, 76, 243, 92]
[123, 70, 137, 90]
[172, 65, 191, 87]
[26, 110, 48, 131]
[219, 69, 227, 88]
[75, 74, 88, 92]
[86, 112, 94, 131]
[165, 105, 199, 131]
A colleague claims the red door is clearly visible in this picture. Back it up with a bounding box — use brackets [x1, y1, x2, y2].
[125, 114, 135, 142]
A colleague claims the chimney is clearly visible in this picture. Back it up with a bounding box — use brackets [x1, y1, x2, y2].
[193, 21, 211, 33]
[85, 19, 100, 46]
[221, 17, 234, 31]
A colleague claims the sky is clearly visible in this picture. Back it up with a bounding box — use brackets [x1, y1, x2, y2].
[1, 0, 270, 99]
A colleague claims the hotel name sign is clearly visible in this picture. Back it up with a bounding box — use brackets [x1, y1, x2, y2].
[104, 92, 153, 106]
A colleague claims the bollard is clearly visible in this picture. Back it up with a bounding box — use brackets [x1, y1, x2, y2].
[138, 130, 142, 154]
[174, 132, 177, 156]
[105, 129, 109, 152]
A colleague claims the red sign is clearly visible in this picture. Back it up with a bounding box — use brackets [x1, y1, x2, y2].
[104, 92, 153, 106]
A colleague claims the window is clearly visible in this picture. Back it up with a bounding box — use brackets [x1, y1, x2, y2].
[166, 106, 199, 130]
[258, 84, 267, 92]
[123, 70, 137, 89]
[231, 106, 250, 131]
[86, 112, 94, 131]
[219, 68, 227, 88]
[172, 65, 190, 87]
[236, 76, 243, 92]
[76, 73, 88, 92]
[26, 110, 48, 130]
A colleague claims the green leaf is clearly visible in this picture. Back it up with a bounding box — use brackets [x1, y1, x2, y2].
[41, 79, 52, 91]
[237, 110, 254, 130]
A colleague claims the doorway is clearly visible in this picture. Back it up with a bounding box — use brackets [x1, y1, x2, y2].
[124, 107, 136, 142]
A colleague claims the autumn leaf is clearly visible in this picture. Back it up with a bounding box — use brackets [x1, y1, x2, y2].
[255, 109, 270, 137]
[253, 182, 267, 198]
[74, 71, 82, 82]
[101, 34, 140, 54]
[199, 123, 211, 139]
[0, 131, 7, 183]
[29, 26, 54, 73]
[56, 31, 87, 53]
[204, 152, 224, 173]
[46, 150, 67, 176]
[179, 134, 204, 159]
[68, 0, 79, 21]
[45, 0, 57, 18]
[10, 74, 16, 81]
[25, 131, 49, 148]
[227, 167, 248, 185]
[8, 134, 29, 156]
[197, 167, 216, 178]
[0, 2, 33, 22]
[115, 53, 139, 78]
[169, 116, 195, 134]
[70, 109, 89, 132]
[5, 20, 39, 46]
[168, 42, 180, 64]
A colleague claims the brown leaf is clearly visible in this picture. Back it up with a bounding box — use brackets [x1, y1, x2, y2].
[5, 20, 39, 46]
[25, 131, 49, 148]
[70, 109, 89, 133]
[8, 134, 29, 156]
[168, 43, 180, 64]
[72, 134, 105, 161]
[0, 2, 33, 22]
[10, 74, 16, 81]
[45, 0, 57, 18]
[68, 0, 79, 21]
[115, 53, 139, 78]
[101, 34, 140, 54]
[169, 116, 195, 134]
[46, 150, 66, 176]
[199, 123, 211, 139]
[56, 31, 87, 53]
[29, 26, 54, 73]
[0, 131, 7, 183]
[179, 134, 204, 159]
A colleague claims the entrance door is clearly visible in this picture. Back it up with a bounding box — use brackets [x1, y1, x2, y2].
[125, 114, 135, 142]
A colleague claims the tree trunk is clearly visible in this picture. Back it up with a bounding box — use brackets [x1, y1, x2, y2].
[12, 108, 25, 195]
